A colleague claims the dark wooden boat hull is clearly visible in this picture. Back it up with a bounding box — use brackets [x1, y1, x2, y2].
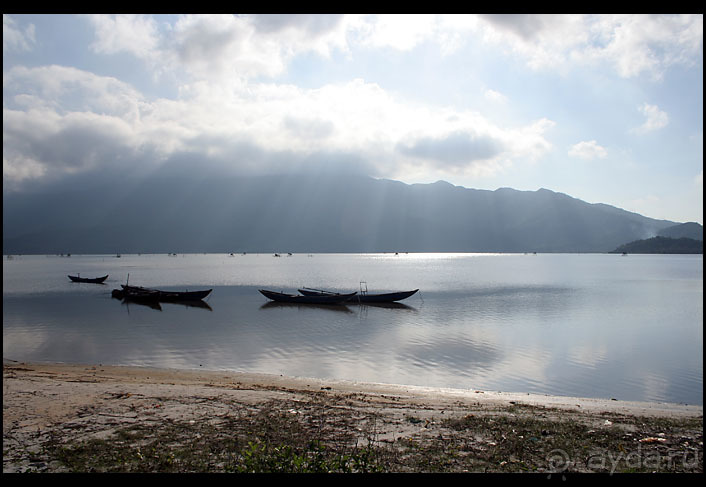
[259, 289, 357, 304]
[112, 288, 160, 302]
[69, 274, 108, 283]
[357, 289, 419, 303]
[121, 284, 212, 302]
[299, 288, 419, 303]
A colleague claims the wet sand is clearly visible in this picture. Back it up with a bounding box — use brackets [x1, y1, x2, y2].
[3, 359, 702, 473]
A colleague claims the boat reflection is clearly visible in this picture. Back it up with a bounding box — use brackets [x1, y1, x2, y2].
[118, 297, 162, 311]
[357, 302, 416, 310]
[259, 301, 354, 313]
[112, 292, 212, 311]
[167, 300, 213, 311]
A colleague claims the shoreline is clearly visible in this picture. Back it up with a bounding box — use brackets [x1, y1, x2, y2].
[4, 359, 701, 417]
[4, 359, 703, 473]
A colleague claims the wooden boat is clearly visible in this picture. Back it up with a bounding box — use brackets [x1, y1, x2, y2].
[298, 287, 419, 303]
[259, 289, 357, 305]
[112, 289, 162, 310]
[68, 274, 108, 284]
[121, 284, 212, 302]
[112, 288, 160, 303]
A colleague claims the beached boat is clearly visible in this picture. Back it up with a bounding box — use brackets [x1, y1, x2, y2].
[298, 287, 419, 303]
[121, 284, 212, 302]
[259, 289, 357, 305]
[68, 274, 108, 284]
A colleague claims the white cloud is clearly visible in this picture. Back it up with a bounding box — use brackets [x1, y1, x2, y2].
[348, 14, 440, 51]
[484, 89, 508, 103]
[79, 14, 702, 84]
[568, 140, 608, 160]
[3, 153, 46, 185]
[3, 65, 145, 121]
[86, 14, 159, 60]
[633, 103, 669, 134]
[84, 14, 350, 83]
[2, 65, 151, 187]
[3, 14, 36, 53]
[477, 14, 703, 79]
[347, 13, 702, 80]
[581, 14, 703, 80]
[3, 60, 554, 188]
[477, 14, 591, 73]
[3, 106, 139, 189]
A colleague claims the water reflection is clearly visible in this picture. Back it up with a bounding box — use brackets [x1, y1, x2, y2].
[359, 302, 416, 310]
[259, 302, 353, 313]
[2, 254, 702, 405]
[119, 298, 163, 311]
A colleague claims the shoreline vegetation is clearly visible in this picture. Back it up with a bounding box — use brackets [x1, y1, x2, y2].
[3, 360, 702, 473]
[611, 236, 703, 254]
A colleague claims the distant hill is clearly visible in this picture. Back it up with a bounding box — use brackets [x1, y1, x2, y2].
[612, 236, 703, 254]
[3, 168, 680, 254]
[657, 222, 703, 241]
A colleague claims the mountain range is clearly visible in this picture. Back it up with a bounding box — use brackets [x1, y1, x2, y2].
[2, 168, 697, 255]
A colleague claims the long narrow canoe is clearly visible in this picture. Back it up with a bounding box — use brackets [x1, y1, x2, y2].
[121, 284, 212, 302]
[299, 288, 419, 303]
[259, 289, 357, 305]
[68, 274, 108, 284]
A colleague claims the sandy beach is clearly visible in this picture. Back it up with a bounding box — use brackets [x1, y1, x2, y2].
[3, 359, 702, 473]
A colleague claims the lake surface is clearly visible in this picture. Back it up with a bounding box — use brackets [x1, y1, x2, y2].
[3, 253, 703, 405]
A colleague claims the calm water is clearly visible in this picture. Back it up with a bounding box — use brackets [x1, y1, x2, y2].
[3, 253, 703, 405]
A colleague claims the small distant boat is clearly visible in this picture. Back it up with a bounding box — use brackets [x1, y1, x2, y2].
[298, 287, 419, 303]
[68, 274, 108, 284]
[259, 289, 357, 305]
[121, 284, 212, 302]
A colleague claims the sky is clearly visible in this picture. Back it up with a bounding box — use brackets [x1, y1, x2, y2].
[3, 14, 703, 224]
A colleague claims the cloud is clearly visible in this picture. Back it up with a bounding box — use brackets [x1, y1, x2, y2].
[397, 131, 503, 166]
[477, 14, 591, 72]
[3, 107, 140, 191]
[283, 115, 335, 140]
[84, 14, 350, 83]
[249, 13, 346, 44]
[477, 14, 703, 79]
[77, 14, 702, 85]
[582, 14, 703, 80]
[480, 14, 560, 41]
[568, 140, 608, 160]
[86, 14, 159, 60]
[3, 58, 555, 190]
[2, 65, 154, 190]
[347, 14, 441, 51]
[3, 14, 36, 53]
[14, 14, 698, 194]
[633, 103, 669, 134]
[484, 89, 508, 103]
[3, 65, 145, 119]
